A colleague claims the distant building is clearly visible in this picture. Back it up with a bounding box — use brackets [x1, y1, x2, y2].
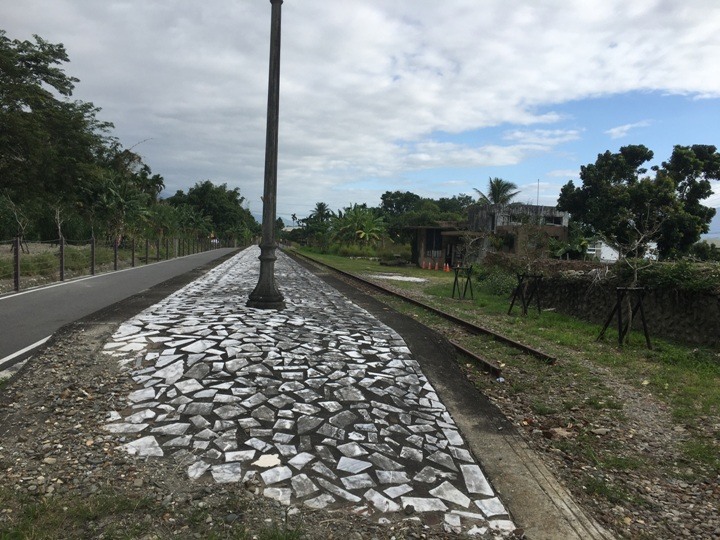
[585, 240, 619, 262]
[412, 203, 570, 267]
[586, 239, 658, 262]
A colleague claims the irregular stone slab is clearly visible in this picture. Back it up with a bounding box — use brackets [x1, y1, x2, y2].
[364, 489, 401, 512]
[384, 484, 413, 499]
[303, 493, 335, 510]
[264, 487, 292, 506]
[340, 473, 375, 490]
[154, 360, 185, 384]
[150, 423, 190, 435]
[215, 405, 245, 420]
[444, 513, 462, 534]
[185, 363, 210, 380]
[376, 470, 411, 484]
[260, 466, 293, 485]
[104, 423, 148, 434]
[489, 519, 516, 532]
[182, 339, 218, 353]
[175, 379, 204, 394]
[121, 436, 163, 457]
[337, 442, 367, 457]
[400, 446, 423, 462]
[225, 450, 256, 462]
[429, 481, 471, 508]
[126, 409, 156, 423]
[128, 388, 155, 403]
[311, 462, 337, 480]
[297, 415, 323, 434]
[442, 428, 464, 446]
[291, 474, 319, 498]
[211, 463, 243, 483]
[414, 466, 455, 483]
[334, 387, 364, 401]
[317, 478, 361, 502]
[287, 452, 315, 470]
[400, 497, 448, 513]
[427, 450, 459, 472]
[460, 464, 494, 496]
[337, 457, 372, 474]
[252, 454, 281, 468]
[368, 453, 403, 471]
[164, 435, 192, 447]
[188, 460, 210, 480]
[475, 497, 508, 518]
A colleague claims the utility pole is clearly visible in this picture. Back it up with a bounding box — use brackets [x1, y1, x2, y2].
[247, 0, 286, 309]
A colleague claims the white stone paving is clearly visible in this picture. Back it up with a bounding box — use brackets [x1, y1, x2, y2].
[102, 246, 515, 536]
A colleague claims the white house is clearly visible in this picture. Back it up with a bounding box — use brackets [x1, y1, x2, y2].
[586, 240, 658, 262]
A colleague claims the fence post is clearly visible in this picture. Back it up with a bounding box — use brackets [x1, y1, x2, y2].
[13, 237, 20, 292]
[90, 236, 96, 275]
[165, 238, 169, 260]
[145, 238, 149, 264]
[114, 237, 119, 271]
[59, 236, 65, 281]
[131, 238, 136, 267]
[156, 239, 161, 262]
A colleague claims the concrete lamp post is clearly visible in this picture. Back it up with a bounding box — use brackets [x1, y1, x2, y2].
[247, 0, 286, 310]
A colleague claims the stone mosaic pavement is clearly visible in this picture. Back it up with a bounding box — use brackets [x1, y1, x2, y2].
[102, 247, 516, 536]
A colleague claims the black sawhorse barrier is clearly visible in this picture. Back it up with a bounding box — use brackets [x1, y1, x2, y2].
[597, 287, 652, 349]
[508, 273, 543, 315]
[452, 266, 474, 300]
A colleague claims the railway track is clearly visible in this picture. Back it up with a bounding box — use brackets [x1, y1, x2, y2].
[286, 250, 557, 376]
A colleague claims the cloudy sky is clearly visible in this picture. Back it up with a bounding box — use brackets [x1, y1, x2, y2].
[4, 1, 720, 232]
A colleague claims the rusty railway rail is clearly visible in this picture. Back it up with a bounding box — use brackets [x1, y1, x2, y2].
[286, 250, 557, 375]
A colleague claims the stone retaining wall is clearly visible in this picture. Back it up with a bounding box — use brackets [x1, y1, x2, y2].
[539, 276, 720, 347]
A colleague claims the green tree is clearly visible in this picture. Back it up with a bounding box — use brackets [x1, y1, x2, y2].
[0, 31, 113, 230]
[474, 177, 520, 206]
[436, 194, 474, 215]
[92, 171, 151, 244]
[380, 191, 422, 216]
[299, 202, 335, 249]
[557, 145, 717, 259]
[308, 201, 334, 223]
[332, 204, 385, 246]
[656, 145, 720, 257]
[167, 181, 258, 243]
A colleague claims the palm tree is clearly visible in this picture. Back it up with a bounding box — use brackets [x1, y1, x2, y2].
[332, 204, 385, 245]
[309, 201, 333, 223]
[474, 177, 520, 206]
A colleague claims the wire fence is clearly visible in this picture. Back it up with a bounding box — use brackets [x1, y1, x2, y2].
[0, 236, 234, 295]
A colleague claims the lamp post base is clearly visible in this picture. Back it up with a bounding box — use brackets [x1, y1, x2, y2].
[246, 244, 285, 310]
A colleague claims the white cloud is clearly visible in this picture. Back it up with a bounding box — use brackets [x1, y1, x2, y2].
[605, 121, 652, 139]
[3, 0, 720, 219]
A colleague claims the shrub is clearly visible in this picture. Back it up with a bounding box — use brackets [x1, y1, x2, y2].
[615, 260, 720, 293]
[475, 266, 517, 296]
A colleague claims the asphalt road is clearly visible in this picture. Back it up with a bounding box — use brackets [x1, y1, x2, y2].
[0, 248, 239, 368]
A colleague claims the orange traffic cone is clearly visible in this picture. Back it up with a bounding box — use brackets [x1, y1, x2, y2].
[435, 261, 439, 271]
[444, 263, 450, 272]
